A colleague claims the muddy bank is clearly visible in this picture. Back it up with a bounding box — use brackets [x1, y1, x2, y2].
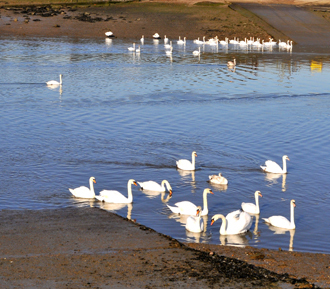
[0, 207, 321, 288]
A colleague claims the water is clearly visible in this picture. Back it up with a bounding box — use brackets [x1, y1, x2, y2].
[1, 36, 330, 254]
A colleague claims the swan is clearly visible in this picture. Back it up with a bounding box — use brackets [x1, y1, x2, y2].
[185, 206, 203, 233]
[167, 188, 213, 216]
[229, 37, 239, 44]
[192, 47, 201, 56]
[138, 180, 173, 195]
[165, 46, 173, 56]
[211, 210, 252, 235]
[208, 173, 228, 185]
[177, 36, 186, 45]
[176, 151, 197, 171]
[46, 74, 62, 86]
[136, 45, 141, 53]
[105, 31, 114, 37]
[260, 155, 290, 174]
[241, 190, 262, 214]
[153, 33, 161, 39]
[140, 35, 144, 43]
[219, 37, 228, 45]
[69, 176, 96, 199]
[128, 43, 136, 52]
[164, 35, 169, 43]
[227, 58, 236, 68]
[95, 179, 138, 203]
[263, 199, 296, 229]
[164, 40, 172, 49]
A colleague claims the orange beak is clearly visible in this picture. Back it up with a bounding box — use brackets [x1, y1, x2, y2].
[93, 179, 96, 184]
[133, 181, 138, 186]
[211, 219, 215, 226]
[169, 190, 173, 197]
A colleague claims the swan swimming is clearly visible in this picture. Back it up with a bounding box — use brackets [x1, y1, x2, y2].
[208, 173, 228, 185]
[69, 176, 96, 199]
[105, 31, 114, 37]
[211, 209, 252, 235]
[46, 74, 62, 86]
[260, 155, 290, 174]
[227, 58, 236, 68]
[241, 190, 262, 214]
[185, 206, 204, 233]
[263, 199, 296, 230]
[176, 151, 197, 171]
[95, 179, 138, 204]
[167, 188, 213, 216]
[138, 180, 173, 196]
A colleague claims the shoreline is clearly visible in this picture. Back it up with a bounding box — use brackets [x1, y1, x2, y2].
[0, 207, 328, 288]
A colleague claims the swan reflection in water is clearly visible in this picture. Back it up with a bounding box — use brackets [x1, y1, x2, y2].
[209, 183, 228, 192]
[220, 232, 250, 247]
[264, 173, 287, 192]
[105, 38, 112, 46]
[99, 202, 133, 220]
[177, 169, 196, 191]
[184, 215, 211, 243]
[265, 224, 295, 251]
[142, 190, 172, 203]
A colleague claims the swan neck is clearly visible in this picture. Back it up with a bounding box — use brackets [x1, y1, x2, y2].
[192, 153, 196, 169]
[89, 179, 95, 197]
[255, 193, 259, 210]
[282, 158, 287, 173]
[59, 75, 62, 85]
[127, 181, 133, 202]
[290, 202, 295, 227]
[202, 190, 208, 214]
[219, 215, 227, 235]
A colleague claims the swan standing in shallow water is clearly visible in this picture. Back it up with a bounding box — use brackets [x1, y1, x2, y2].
[241, 190, 262, 214]
[69, 176, 96, 199]
[211, 210, 252, 235]
[263, 199, 296, 229]
[260, 155, 290, 173]
[95, 179, 137, 203]
[185, 207, 204, 233]
[138, 180, 173, 195]
[46, 74, 62, 86]
[208, 173, 228, 185]
[167, 188, 213, 216]
[176, 151, 197, 171]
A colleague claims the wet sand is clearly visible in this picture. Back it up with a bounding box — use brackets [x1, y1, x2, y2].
[1, 1, 330, 288]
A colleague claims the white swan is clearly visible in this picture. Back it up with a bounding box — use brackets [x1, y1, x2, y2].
[260, 155, 290, 174]
[153, 33, 161, 39]
[167, 188, 213, 216]
[177, 36, 186, 45]
[176, 151, 197, 171]
[128, 43, 136, 52]
[165, 46, 173, 56]
[164, 40, 172, 49]
[136, 45, 141, 53]
[69, 176, 96, 199]
[263, 199, 296, 230]
[241, 190, 262, 214]
[95, 179, 137, 204]
[192, 47, 201, 56]
[138, 180, 173, 195]
[105, 31, 114, 37]
[185, 206, 204, 233]
[140, 35, 144, 43]
[46, 74, 62, 86]
[208, 173, 228, 185]
[164, 35, 169, 43]
[211, 210, 252, 235]
[227, 58, 236, 68]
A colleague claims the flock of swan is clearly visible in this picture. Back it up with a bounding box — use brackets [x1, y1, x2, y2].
[69, 151, 295, 238]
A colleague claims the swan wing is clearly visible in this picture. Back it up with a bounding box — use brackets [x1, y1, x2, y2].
[241, 202, 258, 214]
[171, 201, 197, 215]
[261, 160, 283, 173]
[46, 80, 59, 86]
[138, 181, 163, 192]
[69, 186, 94, 198]
[225, 211, 252, 234]
[185, 216, 203, 233]
[176, 159, 194, 170]
[263, 216, 292, 229]
[98, 190, 129, 203]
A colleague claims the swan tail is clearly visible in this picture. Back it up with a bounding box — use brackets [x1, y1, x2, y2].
[262, 218, 270, 223]
[167, 204, 180, 214]
[95, 195, 105, 202]
[260, 165, 266, 171]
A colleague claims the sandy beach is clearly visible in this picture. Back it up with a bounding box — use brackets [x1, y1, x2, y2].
[1, 1, 330, 288]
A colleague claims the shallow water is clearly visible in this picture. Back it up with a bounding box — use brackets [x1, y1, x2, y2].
[1, 36, 330, 253]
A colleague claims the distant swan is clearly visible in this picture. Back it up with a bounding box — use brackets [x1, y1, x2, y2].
[263, 199, 296, 229]
[241, 190, 262, 214]
[260, 155, 290, 174]
[227, 58, 236, 68]
[69, 176, 96, 199]
[176, 151, 197, 171]
[167, 188, 213, 216]
[211, 210, 252, 235]
[95, 179, 137, 204]
[105, 31, 114, 37]
[138, 180, 173, 195]
[208, 173, 228, 185]
[128, 43, 136, 52]
[46, 74, 62, 86]
[153, 33, 161, 39]
[192, 47, 201, 56]
[177, 36, 186, 45]
[140, 35, 144, 43]
[185, 206, 204, 233]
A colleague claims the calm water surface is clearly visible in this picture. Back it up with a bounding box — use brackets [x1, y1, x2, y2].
[1, 36, 330, 253]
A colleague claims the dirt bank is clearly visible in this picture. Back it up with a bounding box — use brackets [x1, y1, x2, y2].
[0, 207, 324, 288]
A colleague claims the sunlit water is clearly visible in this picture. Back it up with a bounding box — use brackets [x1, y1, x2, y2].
[1, 36, 330, 254]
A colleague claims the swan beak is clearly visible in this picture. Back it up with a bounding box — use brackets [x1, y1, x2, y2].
[169, 190, 173, 197]
[133, 181, 138, 186]
[93, 179, 96, 184]
[259, 192, 263, 197]
[210, 219, 215, 226]
[287, 157, 290, 161]
[196, 209, 201, 216]
[210, 189, 214, 195]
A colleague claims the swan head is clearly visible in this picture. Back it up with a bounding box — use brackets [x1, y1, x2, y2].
[89, 176, 96, 184]
[192, 151, 197, 158]
[255, 190, 262, 198]
[210, 214, 225, 225]
[291, 199, 296, 207]
[129, 179, 138, 186]
[204, 188, 214, 195]
[283, 155, 290, 161]
[196, 206, 202, 216]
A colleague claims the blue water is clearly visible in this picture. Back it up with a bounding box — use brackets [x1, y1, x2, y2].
[1, 36, 330, 253]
